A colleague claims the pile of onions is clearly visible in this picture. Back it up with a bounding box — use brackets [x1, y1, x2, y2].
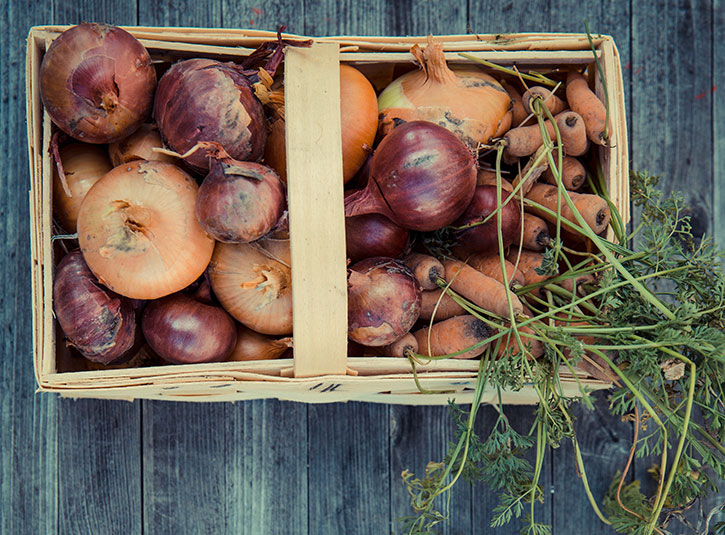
[195, 144, 285, 243]
[39, 23, 156, 144]
[377, 36, 512, 147]
[208, 238, 292, 335]
[53, 250, 139, 364]
[154, 58, 266, 173]
[77, 160, 215, 300]
[347, 257, 421, 346]
[142, 293, 237, 364]
[53, 142, 112, 232]
[229, 324, 293, 361]
[453, 186, 522, 254]
[345, 213, 409, 263]
[264, 64, 378, 184]
[108, 123, 177, 167]
[344, 121, 477, 231]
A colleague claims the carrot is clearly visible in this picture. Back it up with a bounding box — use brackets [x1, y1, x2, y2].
[442, 259, 524, 318]
[464, 253, 525, 289]
[503, 120, 556, 158]
[383, 333, 418, 358]
[542, 155, 586, 191]
[477, 169, 514, 192]
[403, 252, 444, 291]
[501, 80, 528, 126]
[512, 145, 549, 196]
[413, 315, 492, 359]
[496, 326, 545, 359]
[566, 70, 607, 145]
[554, 111, 589, 156]
[515, 213, 551, 251]
[419, 288, 466, 321]
[559, 271, 596, 296]
[523, 86, 567, 116]
[526, 182, 611, 235]
[505, 248, 550, 296]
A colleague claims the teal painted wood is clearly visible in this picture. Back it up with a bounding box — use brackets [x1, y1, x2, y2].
[0, 1, 57, 534]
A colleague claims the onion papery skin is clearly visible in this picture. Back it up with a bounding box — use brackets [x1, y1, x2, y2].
[196, 158, 285, 243]
[77, 160, 215, 300]
[154, 58, 266, 173]
[345, 121, 477, 232]
[228, 324, 293, 361]
[142, 293, 237, 364]
[39, 23, 156, 144]
[454, 185, 521, 254]
[208, 238, 293, 335]
[53, 142, 112, 232]
[345, 213, 409, 263]
[262, 65, 377, 184]
[347, 257, 422, 347]
[108, 123, 177, 167]
[377, 39, 512, 148]
[53, 250, 138, 364]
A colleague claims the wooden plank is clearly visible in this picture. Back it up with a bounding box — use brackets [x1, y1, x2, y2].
[715, 0, 725, 258]
[284, 43, 348, 377]
[308, 403, 389, 533]
[221, 0, 305, 35]
[54, 0, 138, 25]
[139, 0, 222, 28]
[551, 391, 631, 534]
[390, 405, 472, 535]
[141, 399, 308, 534]
[472, 404, 553, 535]
[0, 1, 57, 534]
[58, 399, 142, 534]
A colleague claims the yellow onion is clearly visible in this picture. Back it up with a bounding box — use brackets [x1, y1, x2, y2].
[228, 324, 293, 361]
[77, 160, 215, 300]
[377, 36, 512, 148]
[53, 142, 112, 232]
[263, 64, 377, 184]
[108, 123, 177, 167]
[208, 238, 292, 335]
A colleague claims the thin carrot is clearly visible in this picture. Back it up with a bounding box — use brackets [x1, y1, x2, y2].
[442, 259, 524, 318]
[501, 79, 528, 126]
[403, 252, 444, 291]
[383, 332, 419, 358]
[526, 182, 611, 235]
[542, 155, 586, 191]
[505, 248, 550, 297]
[523, 86, 567, 116]
[566, 70, 608, 146]
[496, 325, 545, 359]
[477, 169, 514, 192]
[554, 111, 589, 156]
[413, 315, 492, 360]
[515, 213, 551, 252]
[419, 288, 466, 322]
[503, 120, 556, 158]
[464, 253, 525, 289]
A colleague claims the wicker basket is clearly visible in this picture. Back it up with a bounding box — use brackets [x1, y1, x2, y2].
[26, 27, 629, 403]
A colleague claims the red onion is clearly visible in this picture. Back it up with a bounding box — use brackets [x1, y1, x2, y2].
[453, 185, 521, 254]
[345, 213, 409, 263]
[39, 23, 156, 144]
[153, 58, 266, 173]
[196, 144, 285, 243]
[53, 250, 138, 364]
[141, 293, 237, 364]
[344, 121, 477, 232]
[347, 257, 422, 346]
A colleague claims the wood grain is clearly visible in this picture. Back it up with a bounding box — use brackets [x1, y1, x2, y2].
[390, 404, 472, 535]
[221, 0, 305, 35]
[308, 403, 390, 534]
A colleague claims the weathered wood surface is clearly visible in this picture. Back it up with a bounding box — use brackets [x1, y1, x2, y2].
[1, 1, 723, 535]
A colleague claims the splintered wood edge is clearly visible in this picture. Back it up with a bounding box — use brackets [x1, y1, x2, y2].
[284, 43, 348, 378]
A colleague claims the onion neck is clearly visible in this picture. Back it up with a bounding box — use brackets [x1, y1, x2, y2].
[420, 37, 457, 86]
[344, 184, 397, 222]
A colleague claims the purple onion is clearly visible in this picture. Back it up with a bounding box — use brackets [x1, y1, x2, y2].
[53, 250, 139, 364]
